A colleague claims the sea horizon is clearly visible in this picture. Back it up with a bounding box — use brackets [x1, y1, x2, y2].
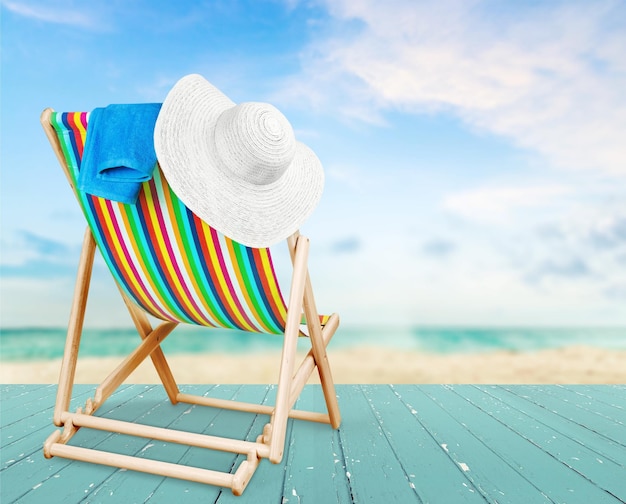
[1, 325, 625, 362]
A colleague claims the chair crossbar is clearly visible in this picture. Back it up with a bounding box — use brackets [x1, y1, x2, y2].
[94, 321, 178, 408]
[56, 412, 269, 457]
[44, 436, 259, 495]
[176, 393, 331, 424]
[290, 312, 339, 408]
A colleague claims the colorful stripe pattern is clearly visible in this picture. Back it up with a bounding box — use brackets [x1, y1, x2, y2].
[51, 112, 292, 334]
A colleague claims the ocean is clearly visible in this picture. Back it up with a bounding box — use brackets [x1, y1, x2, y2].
[0, 326, 624, 361]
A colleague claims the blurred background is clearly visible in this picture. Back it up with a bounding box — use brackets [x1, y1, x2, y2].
[1, 0, 625, 382]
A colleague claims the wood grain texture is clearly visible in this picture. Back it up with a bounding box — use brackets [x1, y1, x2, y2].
[2, 384, 625, 503]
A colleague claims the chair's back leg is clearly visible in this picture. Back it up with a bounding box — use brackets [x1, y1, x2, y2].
[302, 279, 342, 429]
[287, 232, 341, 429]
[54, 227, 96, 426]
[41, 108, 181, 410]
[41, 109, 95, 426]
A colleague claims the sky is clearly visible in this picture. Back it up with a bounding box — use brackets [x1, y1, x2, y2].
[1, 0, 625, 329]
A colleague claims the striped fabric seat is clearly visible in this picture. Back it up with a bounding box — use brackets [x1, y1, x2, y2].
[51, 111, 290, 334]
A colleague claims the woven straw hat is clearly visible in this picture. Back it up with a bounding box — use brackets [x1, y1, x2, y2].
[154, 74, 324, 248]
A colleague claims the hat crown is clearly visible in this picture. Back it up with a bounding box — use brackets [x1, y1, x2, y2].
[214, 102, 297, 186]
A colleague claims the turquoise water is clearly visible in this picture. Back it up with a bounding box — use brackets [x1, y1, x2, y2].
[0, 326, 624, 361]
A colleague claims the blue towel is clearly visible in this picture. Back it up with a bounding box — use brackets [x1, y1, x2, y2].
[79, 103, 162, 204]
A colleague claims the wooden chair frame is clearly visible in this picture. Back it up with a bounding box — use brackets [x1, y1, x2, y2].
[40, 108, 341, 496]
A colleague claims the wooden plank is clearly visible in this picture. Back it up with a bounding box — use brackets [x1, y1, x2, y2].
[212, 385, 349, 504]
[1, 384, 50, 397]
[562, 385, 626, 425]
[1, 384, 342, 503]
[566, 385, 626, 416]
[279, 384, 352, 504]
[448, 386, 625, 503]
[3, 384, 625, 503]
[10, 386, 173, 503]
[366, 385, 487, 503]
[502, 385, 625, 445]
[4, 385, 166, 503]
[142, 385, 271, 503]
[1, 386, 92, 454]
[0, 384, 54, 413]
[1, 384, 57, 422]
[71, 384, 226, 503]
[482, 387, 626, 502]
[1, 385, 135, 472]
[483, 386, 626, 467]
[395, 385, 555, 504]
[544, 386, 626, 425]
[213, 385, 294, 504]
[333, 385, 424, 503]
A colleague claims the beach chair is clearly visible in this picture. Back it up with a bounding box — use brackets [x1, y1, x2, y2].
[40, 108, 341, 495]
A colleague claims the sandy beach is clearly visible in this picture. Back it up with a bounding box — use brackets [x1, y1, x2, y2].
[2, 345, 625, 384]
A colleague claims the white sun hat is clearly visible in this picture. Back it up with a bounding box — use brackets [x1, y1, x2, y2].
[153, 74, 324, 248]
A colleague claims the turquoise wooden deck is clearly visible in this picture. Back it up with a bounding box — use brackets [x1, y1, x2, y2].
[1, 384, 625, 503]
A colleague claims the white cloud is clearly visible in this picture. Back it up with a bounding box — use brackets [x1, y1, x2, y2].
[287, 0, 626, 174]
[2, 0, 98, 29]
[442, 184, 572, 224]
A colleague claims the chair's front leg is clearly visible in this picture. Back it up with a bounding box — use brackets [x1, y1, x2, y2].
[269, 234, 310, 463]
[54, 227, 96, 426]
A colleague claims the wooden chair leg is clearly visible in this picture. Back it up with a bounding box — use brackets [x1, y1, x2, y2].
[287, 231, 342, 429]
[54, 227, 96, 426]
[303, 279, 342, 429]
[269, 234, 310, 464]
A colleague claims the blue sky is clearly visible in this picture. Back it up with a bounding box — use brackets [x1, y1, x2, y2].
[1, 0, 625, 328]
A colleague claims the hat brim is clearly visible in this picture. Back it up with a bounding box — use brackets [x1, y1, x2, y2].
[154, 74, 324, 248]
